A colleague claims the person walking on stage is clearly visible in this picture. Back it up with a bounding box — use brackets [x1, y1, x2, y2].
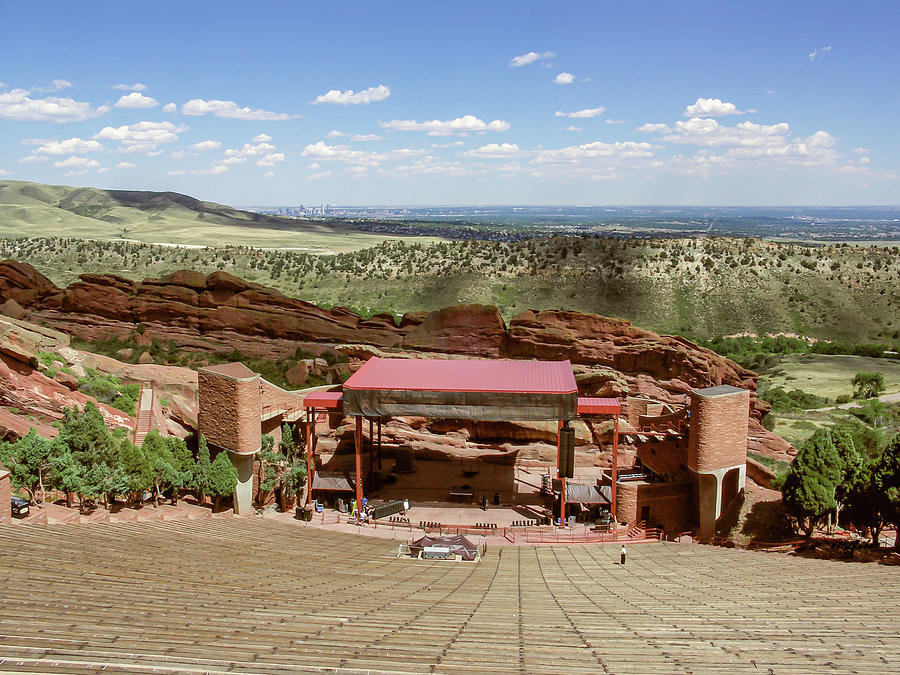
[620, 544, 627, 566]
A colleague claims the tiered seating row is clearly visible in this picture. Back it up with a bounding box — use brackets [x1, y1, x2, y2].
[0, 520, 897, 673]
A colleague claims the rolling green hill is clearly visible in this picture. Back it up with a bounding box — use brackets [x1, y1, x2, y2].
[0, 180, 439, 251]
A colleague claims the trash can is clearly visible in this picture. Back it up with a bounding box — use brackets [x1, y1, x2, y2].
[295, 506, 304, 520]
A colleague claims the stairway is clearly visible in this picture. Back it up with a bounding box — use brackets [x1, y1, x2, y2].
[133, 383, 154, 446]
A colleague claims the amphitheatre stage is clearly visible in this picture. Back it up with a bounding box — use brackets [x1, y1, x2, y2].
[0, 518, 897, 674]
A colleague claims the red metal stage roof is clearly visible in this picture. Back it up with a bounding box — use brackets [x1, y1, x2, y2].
[302, 390, 343, 409]
[343, 357, 578, 394]
[577, 397, 621, 415]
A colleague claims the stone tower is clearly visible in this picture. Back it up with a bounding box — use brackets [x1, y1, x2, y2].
[198, 363, 262, 514]
[688, 385, 749, 539]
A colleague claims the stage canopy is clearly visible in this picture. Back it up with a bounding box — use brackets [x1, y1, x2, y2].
[341, 357, 578, 421]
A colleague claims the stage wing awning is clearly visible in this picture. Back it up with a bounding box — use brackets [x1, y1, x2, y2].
[566, 483, 612, 505]
[342, 357, 578, 421]
[311, 471, 355, 492]
[577, 397, 621, 416]
[303, 390, 343, 410]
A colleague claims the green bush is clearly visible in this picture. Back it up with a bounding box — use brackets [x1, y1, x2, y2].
[758, 385, 829, 412]
[76, 368, 140, 416]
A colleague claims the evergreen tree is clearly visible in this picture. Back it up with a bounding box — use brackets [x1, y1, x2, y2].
[57, 402, 117, 468]
[782, 429, 842, 537]
[279, 423, 295, 460]
[142, 431, 181, 505]
[830, 429, 864, 526]
[196, 435, 211, 503]
[0, 428, 54, 504]
[48, 446, 82, 508]
[165, 436, 195, 501]
[118, 439, 152, 505]
[208, 450, 238, 511]
[871, 437, 900, 547]
[257, 433, 281, 508]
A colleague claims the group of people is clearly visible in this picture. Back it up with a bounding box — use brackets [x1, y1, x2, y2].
[351, 497, 371, 523]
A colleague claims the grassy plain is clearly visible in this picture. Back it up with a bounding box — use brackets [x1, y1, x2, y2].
[762, 354, 900, 399]
[0, 180, 442, 251]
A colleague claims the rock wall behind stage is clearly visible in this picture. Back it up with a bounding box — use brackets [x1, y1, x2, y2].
[0, 260, 793, 459]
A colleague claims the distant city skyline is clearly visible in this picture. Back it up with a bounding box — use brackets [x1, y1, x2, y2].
[1, 1, 897, 207]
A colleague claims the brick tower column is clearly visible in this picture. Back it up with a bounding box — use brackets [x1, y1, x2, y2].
[688, 385, 750, 539]
[0, 462, 11, 523]
[198, 363, 263, 515]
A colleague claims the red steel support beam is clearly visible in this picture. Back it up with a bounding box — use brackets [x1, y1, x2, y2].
[354, 415, 364, 511]
[305, 409, 313, 503]
[557, 420, 566, 527]
[612, 414, 619, 522]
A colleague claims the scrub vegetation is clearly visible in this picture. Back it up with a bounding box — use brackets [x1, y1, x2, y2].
[2, 234, 898, 345]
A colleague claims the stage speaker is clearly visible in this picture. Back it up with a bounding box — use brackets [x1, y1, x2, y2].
[558, 426, 575, 478]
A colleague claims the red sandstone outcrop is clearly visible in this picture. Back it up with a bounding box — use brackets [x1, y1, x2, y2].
[401, 304, 508, 357]
[0, 261, 791, 452]
[507, 309, 756, 390]
[0, 352, 134, 431]
[0, 262, 406, 351]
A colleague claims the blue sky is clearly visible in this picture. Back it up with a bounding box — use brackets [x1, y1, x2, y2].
[1, 1, 897, 206]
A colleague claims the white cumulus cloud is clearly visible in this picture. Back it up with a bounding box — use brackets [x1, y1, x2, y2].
[181, 98, 293, 120]
[509, 51, 555, 67]
[188, 140, 221, 151]
[554, 72, 575, 85]
[115, 92, 158, 109]
[637, 123, 670, 133]
[554, 107, 605, 118]
[53, 155, 101, 169]
[114, 83, 148, 91]
[380, 115, 510, 136]
[35, 137, 103, 155]
[224, 141, 276, 159]
[312, 84, 391, 105]
[253, 133, 272, 142]
[683, 97, 746, 117]
[94, 120, 187, 153]
[115, 161, 136, 169]
[162, 102, 177, 113]
[351, 134, 385, 142]
[38, 79, 72, 92]
[257, 152, 285, 167]
[0, 89, 109, 123]
[462, 143, 521, 158]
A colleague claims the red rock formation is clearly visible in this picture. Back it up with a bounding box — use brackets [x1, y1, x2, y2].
[402, 304, 508, 357]
[0, 260, 780, 432]
[4, 263, 406, 352]
[507, 309, 755, 389]
[0, 352, 134, 431]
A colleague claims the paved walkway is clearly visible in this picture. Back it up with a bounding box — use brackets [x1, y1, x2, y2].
[0, 518, 897, 673]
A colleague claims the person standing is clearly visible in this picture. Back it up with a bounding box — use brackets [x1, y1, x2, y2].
[620, 544, 627, 566]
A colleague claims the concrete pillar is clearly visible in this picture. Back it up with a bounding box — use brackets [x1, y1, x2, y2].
[229, 452, 256, 515]
[697, 471, 723, 539]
